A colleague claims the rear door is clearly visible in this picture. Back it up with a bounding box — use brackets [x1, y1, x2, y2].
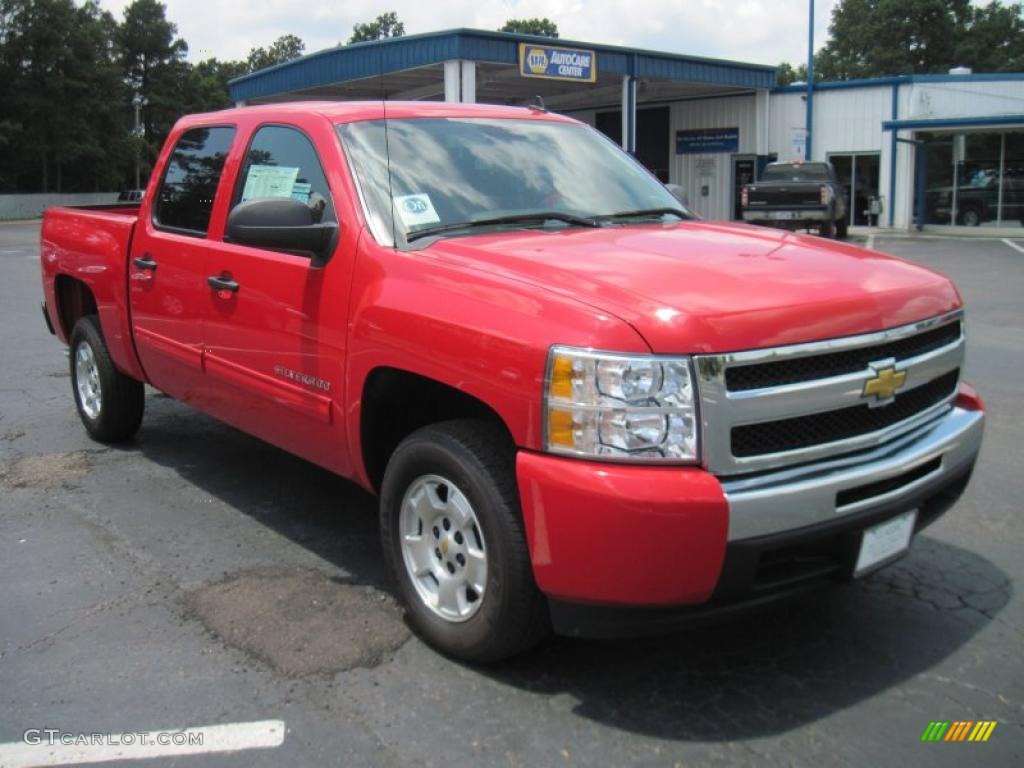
[129, 125, 236, 401]
[200, 119, 357, 476]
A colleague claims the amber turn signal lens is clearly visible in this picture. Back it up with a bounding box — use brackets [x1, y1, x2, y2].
[547, 408, 575, 448]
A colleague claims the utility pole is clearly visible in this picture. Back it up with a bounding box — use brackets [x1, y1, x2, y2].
[133, 93, 147, 190]
[805, 0, 815, 161]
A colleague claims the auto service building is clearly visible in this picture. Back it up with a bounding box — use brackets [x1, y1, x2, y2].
[228, 29, 1024, 232]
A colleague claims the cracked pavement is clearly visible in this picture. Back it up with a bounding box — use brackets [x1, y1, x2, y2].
[1, 221, 1022, 766]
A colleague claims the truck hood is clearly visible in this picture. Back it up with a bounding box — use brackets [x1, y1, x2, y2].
[425, 221, 960, 354]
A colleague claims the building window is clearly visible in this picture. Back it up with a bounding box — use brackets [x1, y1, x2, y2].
[920, 130, 1024, 228]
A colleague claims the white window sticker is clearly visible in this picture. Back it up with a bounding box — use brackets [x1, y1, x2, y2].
[242, 165, 300, 201]
[394, 193, 440, 227]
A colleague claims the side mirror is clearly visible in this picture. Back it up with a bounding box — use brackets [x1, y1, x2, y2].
[226, 198, 338, 268]
[665, 183, 689, 207]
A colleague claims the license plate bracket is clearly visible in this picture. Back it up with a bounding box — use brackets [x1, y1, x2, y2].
[854, 509, 917, 577]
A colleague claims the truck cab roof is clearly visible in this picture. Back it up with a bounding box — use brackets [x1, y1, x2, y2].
[179, 100, 579, 128]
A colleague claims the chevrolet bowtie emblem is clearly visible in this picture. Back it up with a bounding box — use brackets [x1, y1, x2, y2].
[863, 365, 907, 402]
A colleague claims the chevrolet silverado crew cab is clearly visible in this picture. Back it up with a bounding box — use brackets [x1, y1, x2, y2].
[40, 102, 984, 661]
[742, 160, 849, 238]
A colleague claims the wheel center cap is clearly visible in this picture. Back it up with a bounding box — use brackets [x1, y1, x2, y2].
[441, 538, 449, 555]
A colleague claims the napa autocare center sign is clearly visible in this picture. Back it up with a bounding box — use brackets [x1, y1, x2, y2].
[518, 43, 596, 83]
[676, 128, 740, 154]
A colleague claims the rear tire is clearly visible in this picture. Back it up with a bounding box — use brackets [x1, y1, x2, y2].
[380, 419, 548, 662]
[836, 216, 849, 239]
[818, 219, 836, 238]
[69, 315, 144, 443]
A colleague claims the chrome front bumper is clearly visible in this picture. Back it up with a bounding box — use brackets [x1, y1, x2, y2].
[723, 406, 984, 541]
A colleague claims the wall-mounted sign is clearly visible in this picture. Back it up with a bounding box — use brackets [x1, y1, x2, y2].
[518, 43, 596, 83]
[675, 127, 739, 154]
[696, 157, 717, 177]
[790, 127, 807, 158]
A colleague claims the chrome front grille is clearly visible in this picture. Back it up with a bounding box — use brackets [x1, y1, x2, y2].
[695, 311, 965, 476]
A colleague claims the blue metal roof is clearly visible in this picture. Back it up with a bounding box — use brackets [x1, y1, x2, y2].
[772, 71, 1024, 95]
[229, 28, 776, 102]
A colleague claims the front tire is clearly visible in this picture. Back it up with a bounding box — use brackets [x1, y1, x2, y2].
[380, 420, 548, 662]
[69, 315, 144, 443]
[959, 206, 982, 226]
[818, 219, 836, 238]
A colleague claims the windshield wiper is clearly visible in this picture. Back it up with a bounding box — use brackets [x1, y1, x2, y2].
[597, 208, 690, 222]
[406, 211, 601, 242]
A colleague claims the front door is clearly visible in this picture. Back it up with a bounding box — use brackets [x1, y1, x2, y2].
[200, 121, 355, 476]
[732, 155, 756, 219]
[128, 125, 237, 402]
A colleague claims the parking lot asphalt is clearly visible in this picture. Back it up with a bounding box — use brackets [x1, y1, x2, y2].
[1, 220, 1021, 767]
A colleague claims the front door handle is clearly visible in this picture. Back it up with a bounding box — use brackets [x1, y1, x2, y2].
[207, 274, 240, 293]
[133, 254, 158, 271]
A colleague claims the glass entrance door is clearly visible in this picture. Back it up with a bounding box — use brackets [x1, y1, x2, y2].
[828, 153, 880, 225]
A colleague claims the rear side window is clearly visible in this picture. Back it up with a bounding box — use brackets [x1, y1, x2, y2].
[154, 126, 236, 235]
[232, 125, 335, 223]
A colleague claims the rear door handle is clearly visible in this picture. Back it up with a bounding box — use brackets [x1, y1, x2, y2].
[207, 275, 239, 293]
[133, 254, 158, 271]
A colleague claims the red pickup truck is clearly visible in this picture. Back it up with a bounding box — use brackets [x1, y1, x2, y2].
[40, 101, 984, 661]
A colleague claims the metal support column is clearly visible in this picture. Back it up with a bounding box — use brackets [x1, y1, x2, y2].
[805, 0, 815, 160]
[621, 74, 637, 153]
[443, 60, 461, 103]
[460, 60, 476, 103]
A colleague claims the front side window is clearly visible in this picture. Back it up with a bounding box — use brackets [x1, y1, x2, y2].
[338, 117, 690, 246]
[232, 125, 335, 224]
[154, 126, 235, 235]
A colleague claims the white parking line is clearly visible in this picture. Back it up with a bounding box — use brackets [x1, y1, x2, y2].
[1002, 238, 1024, 254]
[0, 720, 285, 767]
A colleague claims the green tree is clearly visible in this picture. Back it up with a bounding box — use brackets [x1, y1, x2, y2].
[183, 57, 249, 112]
[775, 61, 809, 86]
[246, 33, 304, 72]
[118, 0, 189, 177]
[0, 0, 130, 192]
[499, 17, 559, 37]
[814, 0, 1023, 80]
[348, 11, 405, 43]
[954, 2, 1024, 72]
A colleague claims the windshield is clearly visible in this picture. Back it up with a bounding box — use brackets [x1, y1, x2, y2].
[337, 117, 691, 245]
[760, 163, 832, 182]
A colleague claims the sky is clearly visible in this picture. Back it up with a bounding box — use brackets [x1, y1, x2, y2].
[94, 0, 845, 68]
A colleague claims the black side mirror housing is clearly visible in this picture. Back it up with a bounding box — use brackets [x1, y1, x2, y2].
[226, 198, 338, 268]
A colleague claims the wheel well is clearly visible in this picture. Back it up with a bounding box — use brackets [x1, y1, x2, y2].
[360, 367, 514, 493]
[54, 276, 98, 338]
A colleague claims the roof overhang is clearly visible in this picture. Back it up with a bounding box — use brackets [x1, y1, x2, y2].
[229, 28, 775, 106]
[882, 114, 1024, 131]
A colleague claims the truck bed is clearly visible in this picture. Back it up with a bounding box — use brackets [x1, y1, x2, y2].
[40, 204, 143, 380]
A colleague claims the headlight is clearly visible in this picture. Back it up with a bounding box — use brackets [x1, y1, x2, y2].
[543, 346, 699, 463]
